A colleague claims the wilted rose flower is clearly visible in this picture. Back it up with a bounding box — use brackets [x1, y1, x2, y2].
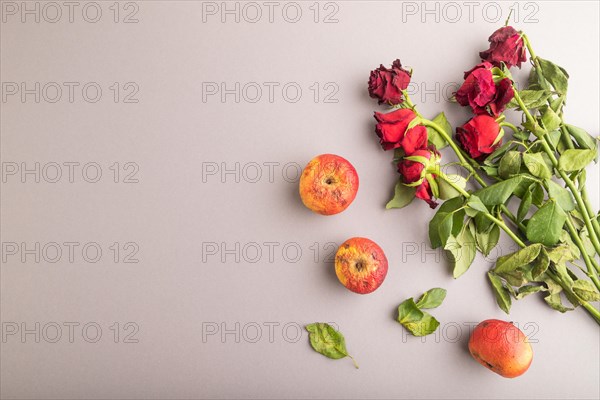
[415, 180, 437, 209]
[368, 59, 412, 105]
[397, 148, 441, 209]
[374, 108, 428, 154]
[480, 26, 527, 69]
[456, 115, 503, 160]
[455, 62, 514, 117]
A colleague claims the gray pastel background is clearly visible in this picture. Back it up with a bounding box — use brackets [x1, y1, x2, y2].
[1, 1, 599, 399]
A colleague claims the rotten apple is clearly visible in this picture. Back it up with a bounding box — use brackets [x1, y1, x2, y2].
[334, 237, 388, 294]
[299, 154, 359, 215]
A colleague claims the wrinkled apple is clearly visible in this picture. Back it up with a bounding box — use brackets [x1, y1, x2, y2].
[334, 237, 388, 294]
[299, 154, 359, 215]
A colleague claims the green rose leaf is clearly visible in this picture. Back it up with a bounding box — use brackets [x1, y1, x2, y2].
[544, 293, 573, 313]
[547, 130, 562, 148]
[437, 209, 465, 248]
[415, 288, 447, 309]
[481, 165, 499, 176]
[466, 194, 489, 213]
[437, 174, 466, 200]
[386, 181, 416, 209]
[507, 89, 551, 109]
[484, 142, 513, 166]
[500, 269, 527, 287]
[498, 151, 522, 179]
[572, 280, 600, 302]
[488, 272, 512, 314]
[305, 323, 358, 368]
[528, 67, 548, 90]
[476, 223, 500, 257]
[581, 233, 596, 257]
[549, 97, 565, 113]
[558, 149, 597, 172]
[429, 197, 464, 249]
[517, 186, 533, 222]
[541, 107, 561, 132]
[565, 124, 597, 151]
[516, 285, 546, 300]
[403, 313, 440, 337]
[545, 179, 576, 211]
[398, 298, 424, 323]
[531, 183, 545, 206]
[523, 152, 552, 179]
[397, 292, 444, 337]
[531, 247, 550, 279]
[473, 176, 522, 206]
[494, 243, 543, 274]
[445, 227, 476, 278]
[549, 240, 579, 265]
[526, 201, 567, 246]
[537, 58, 569, 95]
[426, 112, 451, 149]
[474, 211, 494, 233]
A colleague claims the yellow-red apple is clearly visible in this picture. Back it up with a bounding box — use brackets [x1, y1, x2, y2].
[334, 237, 388, 294]
[468, 319, 533, 378]
[299, 154, 359, 215]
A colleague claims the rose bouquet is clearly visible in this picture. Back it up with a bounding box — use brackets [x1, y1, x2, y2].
[368, 25, 600, 324]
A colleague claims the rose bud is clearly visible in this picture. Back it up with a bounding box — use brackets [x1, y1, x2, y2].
[397, 148, 441, 209]
[374, 109, 428, 153]
[368, 59, 412, 105]
[455, 62, 514, 117]
[415, 180, 437, 209]
[480, 26, 527, 69]
[456, 115, 504, 160]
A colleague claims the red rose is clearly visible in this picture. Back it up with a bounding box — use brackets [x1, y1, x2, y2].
[397, 149, 430, 184]
[489, 78, 514, 116]
[455, 62, 514, 117]
[456, 115, 503, 160]
[374, 109, 427, 153]
[415, 180, 437, 209]
[368, 59, 412, 105]
[480, 26, 527, 69]
[397, 148, 441, 209]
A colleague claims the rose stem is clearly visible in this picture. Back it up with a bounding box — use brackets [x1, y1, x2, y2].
[511, 88, 600, 256]
[439, 171, 600, 323]
[522, 33, 600, 241]
[502, 121, 600, 276]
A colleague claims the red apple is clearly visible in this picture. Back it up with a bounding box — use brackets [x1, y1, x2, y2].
[468, 319, 533, 378]
[299, 154, 359, 215]
[334, 237, 388, 294]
